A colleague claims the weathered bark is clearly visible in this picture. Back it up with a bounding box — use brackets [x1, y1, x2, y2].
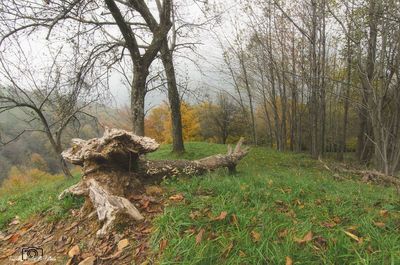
[104, 0, 172, 136]
[60, 128, 249, 236]
[131, 65, 148, 136]
[160, 41, 185, 153]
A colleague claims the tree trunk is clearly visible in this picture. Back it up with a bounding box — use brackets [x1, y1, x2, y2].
[60, 128, 249, 236]
[131, 64, 148, 136]
[160, 41, 185, 153]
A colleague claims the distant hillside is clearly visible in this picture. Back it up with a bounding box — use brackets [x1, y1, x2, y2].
[0, 104, 130, 183]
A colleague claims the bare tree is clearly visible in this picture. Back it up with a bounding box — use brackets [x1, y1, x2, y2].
[0, 0, 173, 136]
[0, 47, 100, 177]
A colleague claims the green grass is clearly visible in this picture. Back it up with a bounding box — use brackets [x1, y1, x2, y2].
[150, 143, 400, 264]
[0, 174, 82, 228]
[1, 142, 399, 264]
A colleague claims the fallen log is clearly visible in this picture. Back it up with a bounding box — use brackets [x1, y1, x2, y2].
[318, 158, 400, 194]
[60, 128, 249, 236]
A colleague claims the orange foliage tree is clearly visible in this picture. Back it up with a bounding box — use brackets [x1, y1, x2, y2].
[145, 101, 200, 143]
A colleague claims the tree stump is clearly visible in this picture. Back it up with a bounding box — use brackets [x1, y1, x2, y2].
[59, 128, 249, 236]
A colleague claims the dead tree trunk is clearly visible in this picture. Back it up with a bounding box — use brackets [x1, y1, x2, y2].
[59, 128, 249, 236]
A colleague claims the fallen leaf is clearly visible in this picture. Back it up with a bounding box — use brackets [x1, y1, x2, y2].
[213, 211, 228, 221]
[285, 256, 293, 265]
[146, 205, 163, 213]
[294, 231, 313, 244]
[346, 225, 359, 232]
[231, 214, 239, 225]
[0, 249, 16, 259]
[20, 223, 33, 232]
[141, 227, 153, 234]
[189, 211, 201, 220]
[239, 250, 246, 257]
[278, 229, 288, 239]
[68, 245, 80, 257]
[159, 239, 168, 252]
[344, 231, 360, 242]
[169, 194, 184, 202]
[207, 232, 218, 240]
[184, 228, 196, 235]
[222, 242, 234, 258]
[78, 256, 96, 265]
[251, 230, 261, 242]
[101, 250, 122, 260]
[333, 216, 341, 224]
[141, 199, 150, 209]
[8, 233, 20, 243]
[118, 239, 129, 251]
[379, 210, 389, 218]
[374, 222, 385, 228]
[134, 243, 146, 257]
[145, 186, 163, 195]
[9, 217, 20, 226]
[195, 229, 205, 244]
[313, 236, 328, 249]
[321, 222, 336, 228]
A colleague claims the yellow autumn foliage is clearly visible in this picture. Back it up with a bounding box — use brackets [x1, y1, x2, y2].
[0, 166, 64, 195]
[145, 101, 201, 143]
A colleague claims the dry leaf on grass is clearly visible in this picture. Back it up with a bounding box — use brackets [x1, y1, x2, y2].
[213, 211, 228, 221]
[285, 256, 293, 265]
[251, 230, 261, 242]
[333, 216, 341, 224]
[239, 250, 246, 257]
[196, 229, 205, 244]
[344, 231, 361, 242]
[294, 231, 313, 244]
[169, 194, 184, 202]
[278, 229, 288, 239]
[374, 222, 385, 228]
[231, 214, 239, 225]
[9, 217, 20, 226]
[379, 210, 389, 218]
[222, 242, 234, 258]
[321, 222, 336, 228]
[189, 211, 202, 220]
[313, 236, 328, 249]
[159, 239, 168, 252]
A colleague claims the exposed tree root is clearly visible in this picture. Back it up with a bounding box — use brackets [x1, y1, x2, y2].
[59, 128, 249, 236]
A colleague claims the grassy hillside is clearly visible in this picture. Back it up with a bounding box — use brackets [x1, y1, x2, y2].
[151, 143, 400, 264]
[1, 142, 399, 264]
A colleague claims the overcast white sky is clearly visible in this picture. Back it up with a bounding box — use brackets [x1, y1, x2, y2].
[108, 0, 243, 109]
[0, 0, 244, 112]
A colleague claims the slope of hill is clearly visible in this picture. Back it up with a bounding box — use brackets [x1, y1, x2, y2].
[0, 142, 399, 264]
